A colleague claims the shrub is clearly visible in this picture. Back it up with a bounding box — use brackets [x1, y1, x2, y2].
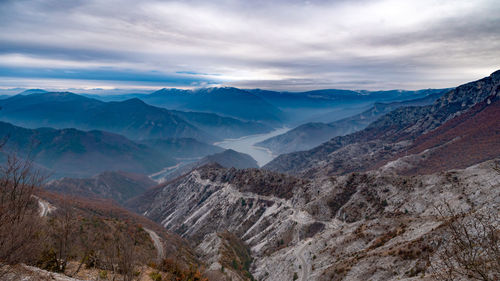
[149, 271, 162, 281]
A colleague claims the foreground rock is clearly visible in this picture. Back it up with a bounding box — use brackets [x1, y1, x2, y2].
[129, 158, 500, 280]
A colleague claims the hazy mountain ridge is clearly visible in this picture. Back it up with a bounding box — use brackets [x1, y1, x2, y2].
[264, 70, 500, 177]
[0, 92, 213, 142]
[257, 90, 446, 155]
[0, 91, 274, 143]
[142, 87, 285, 125]
[45, 171, 157, 204]
[0, 121, 176, 177]
[150, 149, 259, 183]
[171, 109, 273, 139]
[140, 137, 224, 159]
[84, 87, 446, 127]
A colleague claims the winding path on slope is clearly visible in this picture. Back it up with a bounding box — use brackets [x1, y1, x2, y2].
[295, 239, 311, 281]
[33, 195, 53, 217]
[144, 228, 164, 260]
[38, 199, 49, 217]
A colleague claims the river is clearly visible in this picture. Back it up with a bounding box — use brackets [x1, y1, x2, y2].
[214, 127, 290, 167]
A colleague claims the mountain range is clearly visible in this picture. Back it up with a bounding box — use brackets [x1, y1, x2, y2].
[0, 91, 272, 143]
[0, 121, 176, 177]
[45, 171, 157, 204]
[256, 90, 446, 155]
[264, 70, 500, 177]
[0, 121, 257, 178]
[124, 70, 500, 281]
[2, 71, 499, 281]
[86, 87, 447, 126]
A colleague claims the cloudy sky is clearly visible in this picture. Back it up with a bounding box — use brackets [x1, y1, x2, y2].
[0, 0, 499, 92]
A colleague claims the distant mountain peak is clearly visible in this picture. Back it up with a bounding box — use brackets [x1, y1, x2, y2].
[119, 97, 147, 105]
[19, 89, 47, 95]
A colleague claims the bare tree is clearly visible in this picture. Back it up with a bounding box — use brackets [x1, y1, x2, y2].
[69, 219, 101, 277]
[47, 196, 78, 273]
[0, 151, 45, 276]
[108, 227, 140, 281]
[432, 203, 500, 281]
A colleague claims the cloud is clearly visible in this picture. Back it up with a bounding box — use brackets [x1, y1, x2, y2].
[0, 0, 499, 91]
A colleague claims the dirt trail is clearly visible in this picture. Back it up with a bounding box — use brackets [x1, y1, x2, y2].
[144, 228, 164, 260]
[295, 239, 312, 281]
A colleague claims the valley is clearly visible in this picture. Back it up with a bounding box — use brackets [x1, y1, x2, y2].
[214, 127, 291, 166]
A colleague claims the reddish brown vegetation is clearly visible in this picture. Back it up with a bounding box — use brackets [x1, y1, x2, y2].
[402, 96, 500, 175]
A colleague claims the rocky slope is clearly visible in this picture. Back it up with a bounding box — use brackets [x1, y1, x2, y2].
[385, 95, 500, 175]
[124, 71, 500, 281]
[129, 158, 500, 281]
[264, 70, 500, 177]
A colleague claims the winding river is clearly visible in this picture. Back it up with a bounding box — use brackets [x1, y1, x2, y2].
[214, 127, 290, 167]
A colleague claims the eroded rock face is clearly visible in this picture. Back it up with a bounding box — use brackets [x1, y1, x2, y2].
[134, 159, 500, 281]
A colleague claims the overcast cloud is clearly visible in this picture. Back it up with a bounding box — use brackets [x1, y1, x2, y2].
[0, 0, 499, 91]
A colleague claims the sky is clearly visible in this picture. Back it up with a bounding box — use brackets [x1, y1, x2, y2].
[0, 0, 499, 92]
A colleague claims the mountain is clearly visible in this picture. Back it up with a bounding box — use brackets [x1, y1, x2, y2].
[19, 89, 48, 95]
[2, 185, 209, 280]
[45, 171, 157, 204]
[192, 149, 258, 169]
[127, 156, 500, 281]
[82, 92, 148, 102]
[0, 121, 175, 177]
[171, 110, 273, 139]
[251, 88, 443, 109]
[0, 91, 275, 142]
[256, 91, 445, 155]
[0, 92, 215, 142]
[142, 87, 285, 125]
[250, 88, 448, 124]
[264, 70, 500, 177]
[141, 137, 224, 159]
[383, 95, 500, 175]
[150, 149, 259, 182]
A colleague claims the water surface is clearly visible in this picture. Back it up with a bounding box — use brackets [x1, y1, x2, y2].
[214, 127, 290, 167]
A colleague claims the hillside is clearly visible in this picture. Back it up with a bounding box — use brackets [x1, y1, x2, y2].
[0, 152, 212, 281]
[171, 110, 273, 139]
[141, 138, 224, 159]
[128, 157, 500, 281]
[143, 87, 285, 125]
[257, 91, 445, 155]
[384, 95, 500, 175]
[264, 70, 500, 177]
[0, 121, 176, 177]
[45, 171, 157, 204]
[0, 91, 275, 142]
[0, 92, 214, 142]
[150, 149, 259, 183]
